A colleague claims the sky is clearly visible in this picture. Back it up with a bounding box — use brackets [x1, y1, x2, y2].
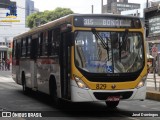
[32, 0, 148, 14]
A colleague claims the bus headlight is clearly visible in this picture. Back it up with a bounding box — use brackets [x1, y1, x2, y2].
[136, 75, 147, 89]
[73, 75, 89, 89]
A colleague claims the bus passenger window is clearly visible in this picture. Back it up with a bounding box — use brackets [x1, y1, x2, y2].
[21, 38, 26, 57]
[13, 40, 16, 58]
[16, 41, 21, 59]
[51, 29, 60, 56]
[40, 31, 48, 56]
[38, 33, 43, 56]
[48, 30, 52, 56]
[31, 36, 38, 59]
[44, 31, 48, 56]
[27, 37, 31, 57]
[20, 39, 23, 57]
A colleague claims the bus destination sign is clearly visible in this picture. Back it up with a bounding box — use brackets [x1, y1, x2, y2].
[74, 16, 140, 28]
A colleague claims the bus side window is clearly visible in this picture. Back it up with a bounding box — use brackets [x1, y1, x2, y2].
[40, 31, 48, 56]
[31, 35, 38, 59]
[20, 39, 23, 57]
[16, 40, 21, 59]
[39, 33, 43, 57]
[27, 37, 31, 57]
[52, 28, 60, 56]
[39, 32, 46, 56]
[25, 37, 28, 57]
[44, 31, 48, 56]
[51, 30, 55, 56]
[21, 38, 26, 57]
[48, 30, 52, 56]
[37, 35, 40, 57]
[13, 40, 16, 58]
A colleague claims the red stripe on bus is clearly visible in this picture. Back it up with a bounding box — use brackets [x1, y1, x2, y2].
[37, 59, 57, 64]
[12, 59, 19, 65]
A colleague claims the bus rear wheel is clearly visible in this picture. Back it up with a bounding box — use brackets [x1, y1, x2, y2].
[49, 77, 61, 107]
[22, 73, 29, 94]
[105, 101, 119, 108]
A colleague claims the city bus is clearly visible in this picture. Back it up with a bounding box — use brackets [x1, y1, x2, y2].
[12, 14, 147, 108]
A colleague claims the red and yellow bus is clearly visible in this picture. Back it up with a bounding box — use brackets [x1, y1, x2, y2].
[12, 14, 147, 108]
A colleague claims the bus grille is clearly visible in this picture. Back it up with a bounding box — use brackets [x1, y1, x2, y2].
[93, 91, 133, 100]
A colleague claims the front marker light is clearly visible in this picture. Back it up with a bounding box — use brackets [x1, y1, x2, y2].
[77, 81, 86, 88]
[137, 75, 147, 89]
[73, 75, 89, 89]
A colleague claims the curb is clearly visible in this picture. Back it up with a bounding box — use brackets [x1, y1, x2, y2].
[146, 91, 160, 101]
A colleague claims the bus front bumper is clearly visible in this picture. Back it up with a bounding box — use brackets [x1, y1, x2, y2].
[70, 81, 146, 102]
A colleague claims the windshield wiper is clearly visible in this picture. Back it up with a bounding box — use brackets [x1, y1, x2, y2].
[121, 29, 129, 49]
[91, 28, 110, 61]
[119, 29, 129, 61]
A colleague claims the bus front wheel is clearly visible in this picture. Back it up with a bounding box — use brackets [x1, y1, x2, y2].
[105, 101, 119, 108]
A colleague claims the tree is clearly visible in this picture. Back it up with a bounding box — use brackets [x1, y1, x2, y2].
[27, 7, 74, 28]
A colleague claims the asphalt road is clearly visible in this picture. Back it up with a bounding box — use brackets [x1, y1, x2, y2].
[0, 71, 159, 120]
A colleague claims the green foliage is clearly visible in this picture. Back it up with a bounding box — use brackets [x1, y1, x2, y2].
[26, 7, 74, 28]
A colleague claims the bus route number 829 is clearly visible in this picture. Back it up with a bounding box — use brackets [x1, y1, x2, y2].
[96, 84, 107, 89]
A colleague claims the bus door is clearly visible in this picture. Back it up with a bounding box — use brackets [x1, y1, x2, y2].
[30, 36, 38, 89]
[60, 32, 72, 100]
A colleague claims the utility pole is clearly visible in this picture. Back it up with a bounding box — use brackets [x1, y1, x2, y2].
[146, 0, 148, 8]
[101, 0, 103, 13]
[91, 5, 94, 14]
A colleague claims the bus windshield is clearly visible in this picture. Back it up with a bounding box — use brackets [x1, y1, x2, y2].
[74, 31, 144, 73]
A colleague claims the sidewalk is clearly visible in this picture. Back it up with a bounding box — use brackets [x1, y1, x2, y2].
[0, 70, 12, 77]
[146, 73, 160, 101]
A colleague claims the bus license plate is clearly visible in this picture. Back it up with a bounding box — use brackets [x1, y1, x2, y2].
[106, 96, 120, 102]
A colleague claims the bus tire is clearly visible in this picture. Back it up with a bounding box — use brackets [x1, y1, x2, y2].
[49, 76, 61, 107]
[22, 72, 29, 94]
[105, 101, 119, 108]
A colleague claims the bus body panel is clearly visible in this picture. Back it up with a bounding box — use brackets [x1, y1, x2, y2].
[70, 79, 146, 102]
[12, 14, 147, 105]
[12, 65, 17, 83]
[12, 65, 20, 84]
[36, 59, 50, 94]
[19, 60, 32, 88]
[71, 67, 147, 90]
[16, 66, 21, 84]
[36, 58, 61, 96]
[30, 60, 37, 89]
[15, 58, 61, 97]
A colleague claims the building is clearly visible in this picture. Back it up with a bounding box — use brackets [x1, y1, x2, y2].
[119, 0, 128, 3]
[121, 2, 147, 19]
[25, 0, 38, 26]
[144, 5, 160, 56]
[102, 0, 140, 14]
[26, 0, 34, 17]
[121, 1, 160, 56]
[0, 0, 37, 63]
[121, 1, 160, 18]
[150, 1, 160, 7]
[121, 9, 141, 17]
[104, 0, 117, 13]
[0, 0, 10, 8]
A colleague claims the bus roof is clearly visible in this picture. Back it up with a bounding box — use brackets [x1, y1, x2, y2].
[14, 14, 141, 40]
